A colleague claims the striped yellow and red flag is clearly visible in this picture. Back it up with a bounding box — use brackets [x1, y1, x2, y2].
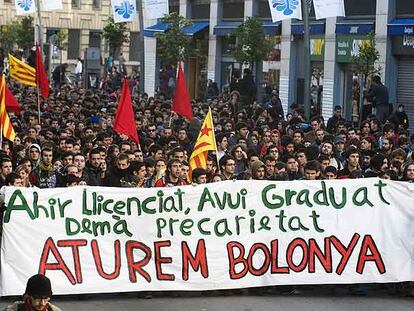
[189, 108, 217, 180]
[8, 53, 36, 87]
[0, 75, 16, 142]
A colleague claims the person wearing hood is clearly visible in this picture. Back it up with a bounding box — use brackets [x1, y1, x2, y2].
[28, 144, 41, 168]
[226, 90, 243, 115]
[250, 160, 266, 180]
[4, 274, 61, 311]
[103, 153, 135, 187]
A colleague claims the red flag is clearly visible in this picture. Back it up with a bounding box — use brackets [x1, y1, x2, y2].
[113, 79, 139, 144]
[35, 44, 49, 98]
[172, 63, 193, 120]
[5, 85, 22, 115]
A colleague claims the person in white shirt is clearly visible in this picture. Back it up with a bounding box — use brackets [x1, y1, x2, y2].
[74, 57, 83, 83]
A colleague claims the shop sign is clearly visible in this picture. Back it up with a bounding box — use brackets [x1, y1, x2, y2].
[392, 35, 414, 56]
[403, 27, 414, 35]
[336, 35, 370, 63]
[310, 38, 325, 62]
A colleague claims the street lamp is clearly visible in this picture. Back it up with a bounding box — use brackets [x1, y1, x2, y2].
[137, 0, 145, 93]
[302, 0, 311, 121]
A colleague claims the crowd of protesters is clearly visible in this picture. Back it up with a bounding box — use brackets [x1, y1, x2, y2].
[1, 56, 414, 300]
[0, 60, 412, 192]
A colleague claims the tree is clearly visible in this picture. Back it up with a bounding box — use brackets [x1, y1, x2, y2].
[229, 17, 272, 101]
[230, 17, 272, 67]
[0, 24, 18, 52]
[55, 29, 68, 65]
[156, 12, 197, 66]
[0, 17, 34, 53]
[352, 32, 381, 124]
[103, 16, 129, 57]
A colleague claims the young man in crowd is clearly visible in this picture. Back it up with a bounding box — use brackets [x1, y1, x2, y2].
[29, 148, 57, 188]
[4, 274, 61, 311]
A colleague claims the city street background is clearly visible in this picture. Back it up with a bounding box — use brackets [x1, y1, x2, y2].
[1, 285, 413, 311]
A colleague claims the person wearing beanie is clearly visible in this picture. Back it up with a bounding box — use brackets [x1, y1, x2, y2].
[4, 274, 61, 311]
[364, 153, 388, 178]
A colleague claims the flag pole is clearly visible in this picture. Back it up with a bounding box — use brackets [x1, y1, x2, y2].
[209, 107, 221, 174]
[302, 0, 311, 121]
[35, 0, 43, 50]
[37, 84, 41, 124]
[0, 75, 4, 147]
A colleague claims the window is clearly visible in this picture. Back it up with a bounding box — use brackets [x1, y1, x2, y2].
[93, 0, 101, 9]
[396, 0, 414, 17]
[257, 0, 271, 19]
[72, 0, 80, 8]
[344, 0, 376, 17]
[4, 0, 12, 3]
[68, 29, 81, 60]
[190, 0, 210, 19]
[169, 0, 179, 14]
[222, 35, 236, 55]
[89, 31, 101, 48]
[129, 32, 140, 62]
[222, 0, 244, 20]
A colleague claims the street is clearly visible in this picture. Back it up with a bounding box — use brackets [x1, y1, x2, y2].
[1, 285, 413, 311]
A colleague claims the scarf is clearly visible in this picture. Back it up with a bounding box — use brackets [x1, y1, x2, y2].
[24, 297, 47, 311]
[38, 162, 54, 177]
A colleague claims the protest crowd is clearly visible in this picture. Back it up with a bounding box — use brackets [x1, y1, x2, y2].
[0, 58, 412, 191]
[0, 46, 414, 306]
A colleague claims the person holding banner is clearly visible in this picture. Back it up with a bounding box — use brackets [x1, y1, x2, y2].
[3, 274, 61, 311]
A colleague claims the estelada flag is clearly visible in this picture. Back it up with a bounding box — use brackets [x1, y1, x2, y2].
[171, 63, 193, 120]
[5, 86, 21, 115]
[36, 44, 49, 98]
[0, 75, 16, 142]
[113, 78, 139, 144]
[8, 53, 36, 87]
[189, 107, 217, 179]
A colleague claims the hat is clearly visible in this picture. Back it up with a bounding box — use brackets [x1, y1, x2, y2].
[371, 153, 386, 171]
[250, 160, 265, 176]
[25, 274, 53, 298]
[334, 136, 345, 144]
[29, 143, 41, 152]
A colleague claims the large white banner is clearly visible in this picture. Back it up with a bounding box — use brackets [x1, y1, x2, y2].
[15, 0, 36, 15]
[144, 0, 169, 20]
[312, 0, 345, 20]
[111, 0, 137, 23]
[2, 179, 414, 296]
[42, 0, 63, 11]
[268, 0, 302, 22]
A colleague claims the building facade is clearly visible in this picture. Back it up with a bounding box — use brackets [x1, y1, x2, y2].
[0, 0, 140, 69]
[2, 0, 414, 131]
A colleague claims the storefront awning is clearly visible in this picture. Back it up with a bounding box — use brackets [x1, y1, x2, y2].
[144, 21, 209, 38]
[213, 22, 242, 36]
[292, 22, 325, 35]
[181, 22, 209, 36]
[335, 22, 374, 35]
[262, 21, 281, 36]
[144, 22, 168, 38]
[388, 19, 414, 36]
[214, 21, 282, 36]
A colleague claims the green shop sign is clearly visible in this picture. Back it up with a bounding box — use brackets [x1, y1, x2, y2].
[336, 35, 370, 63]
[310, 37, 325, 62]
